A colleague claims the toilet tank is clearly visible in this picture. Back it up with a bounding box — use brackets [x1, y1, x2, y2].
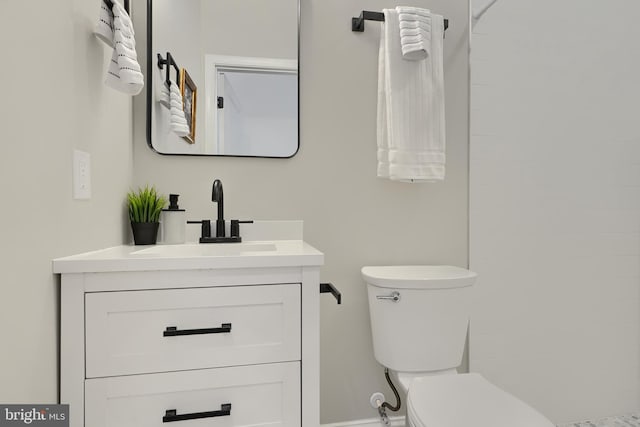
[362, 266, 477, 372]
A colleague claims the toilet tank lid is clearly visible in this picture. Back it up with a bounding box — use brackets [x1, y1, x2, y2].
[361, 265, 477, 289]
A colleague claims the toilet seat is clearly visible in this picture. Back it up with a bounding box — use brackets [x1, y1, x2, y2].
[407, 373, 554, 427]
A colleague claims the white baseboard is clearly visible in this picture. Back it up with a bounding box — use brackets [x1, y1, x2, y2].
[322, 415, 406, 427]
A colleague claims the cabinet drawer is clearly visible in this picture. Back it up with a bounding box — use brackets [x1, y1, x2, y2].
[85, 284, 301, 378]
[85, 362, 300, 427]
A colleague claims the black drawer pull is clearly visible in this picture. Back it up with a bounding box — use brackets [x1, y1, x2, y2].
[163, 403, 232, 423]
[163, 323, 232, 337]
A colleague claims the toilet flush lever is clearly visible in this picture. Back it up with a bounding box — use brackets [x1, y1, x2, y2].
[376, 291, 401, 302]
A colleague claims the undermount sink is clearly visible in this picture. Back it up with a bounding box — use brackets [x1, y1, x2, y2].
[131, 242, 277, 257]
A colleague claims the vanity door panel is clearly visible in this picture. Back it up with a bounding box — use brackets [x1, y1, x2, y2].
[85, 362, 300, 427]
[85, 284, 301, 377]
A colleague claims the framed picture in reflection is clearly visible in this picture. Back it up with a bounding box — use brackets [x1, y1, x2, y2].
[179, 68, 197, 144]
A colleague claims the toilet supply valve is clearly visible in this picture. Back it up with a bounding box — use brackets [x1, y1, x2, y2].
[376, 291, 401, 302]
[370, 392, 386, 409]
[378, 407, 391, 427]
[371, 392, 391, 427]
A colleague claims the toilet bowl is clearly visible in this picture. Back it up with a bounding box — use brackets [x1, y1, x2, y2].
[362, 265, 554, 427]
[407, 374, 553, 427]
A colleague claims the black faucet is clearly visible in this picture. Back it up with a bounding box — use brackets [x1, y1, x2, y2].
[188, 179, 253, 243]
[212, 179, 225, 238]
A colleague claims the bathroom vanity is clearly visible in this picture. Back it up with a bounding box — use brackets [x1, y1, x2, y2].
[53, 226, 323, 427]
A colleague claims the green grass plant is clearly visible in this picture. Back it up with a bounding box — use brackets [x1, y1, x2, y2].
[127, 186, 167, 223]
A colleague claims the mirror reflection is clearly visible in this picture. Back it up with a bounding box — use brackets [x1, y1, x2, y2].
[147, 0, 299, 157]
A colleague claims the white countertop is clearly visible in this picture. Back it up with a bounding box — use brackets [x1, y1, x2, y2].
[52, 240, 324, 274]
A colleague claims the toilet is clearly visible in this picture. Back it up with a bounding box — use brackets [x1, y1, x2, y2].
[362, 265, 554, 427]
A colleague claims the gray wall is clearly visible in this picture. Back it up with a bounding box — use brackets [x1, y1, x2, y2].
[0, 1, 133, 402]
[133, 0, 469, 422]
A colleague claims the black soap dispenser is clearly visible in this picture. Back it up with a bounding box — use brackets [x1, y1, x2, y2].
[161, 194, 186, 244]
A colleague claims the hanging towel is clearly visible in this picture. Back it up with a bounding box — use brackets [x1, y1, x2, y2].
[169, 81, 190, 137]
[103, 1, 144, 95]
[397, 6, 432, 60]
[398, 13, 431, 24]
[94, 0, 114, 47]
[160, 83, 171, 108]
[396, 6, 432, 18]
[377, 9, 446, 182]
[155, 67, 170, 108]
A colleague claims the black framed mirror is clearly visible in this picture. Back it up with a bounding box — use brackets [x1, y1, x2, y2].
[146, 0, 299, 157]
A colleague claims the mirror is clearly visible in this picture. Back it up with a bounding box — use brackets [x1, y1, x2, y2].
[146, 0, 299, 157]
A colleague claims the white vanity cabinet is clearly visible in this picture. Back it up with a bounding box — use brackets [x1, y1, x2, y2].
[54, 240, 323, 427]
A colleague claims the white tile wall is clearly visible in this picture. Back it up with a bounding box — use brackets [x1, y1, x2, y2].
[469, 0, 640, 423]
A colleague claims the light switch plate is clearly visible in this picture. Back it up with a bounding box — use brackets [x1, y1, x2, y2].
[73, 150, 91, 200]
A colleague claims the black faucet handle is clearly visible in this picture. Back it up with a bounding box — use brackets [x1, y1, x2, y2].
[187, 220, 211, 238]
[230, 220, 253, 238]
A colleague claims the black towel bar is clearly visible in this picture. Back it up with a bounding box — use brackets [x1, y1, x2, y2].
[352, 10, 449, 33]
[157, 52, 181, 87]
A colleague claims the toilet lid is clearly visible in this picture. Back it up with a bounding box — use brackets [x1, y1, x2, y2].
[407, 374, 554, 427]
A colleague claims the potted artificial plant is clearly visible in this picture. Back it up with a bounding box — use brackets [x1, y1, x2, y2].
[127, 186, 167, 245]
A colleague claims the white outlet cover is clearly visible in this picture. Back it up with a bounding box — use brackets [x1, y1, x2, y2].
[73, 150, 91, 200]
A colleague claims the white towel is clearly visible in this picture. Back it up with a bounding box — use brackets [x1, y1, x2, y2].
[160, 85, 170, 108]
[398, 13, 431, 24]
[94, 0, 114, 47]
[396, 6, 431, 17]
[170, 99, 184, 111]
[397, 7, 432, 60]
[103, 1, 144, 95]
[168, 81, 190, 137]
[377, 9, 445, 182]
[400, 27, 430, 37]
[155, 67, 170, 108]
[399, 20, 431, 31]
